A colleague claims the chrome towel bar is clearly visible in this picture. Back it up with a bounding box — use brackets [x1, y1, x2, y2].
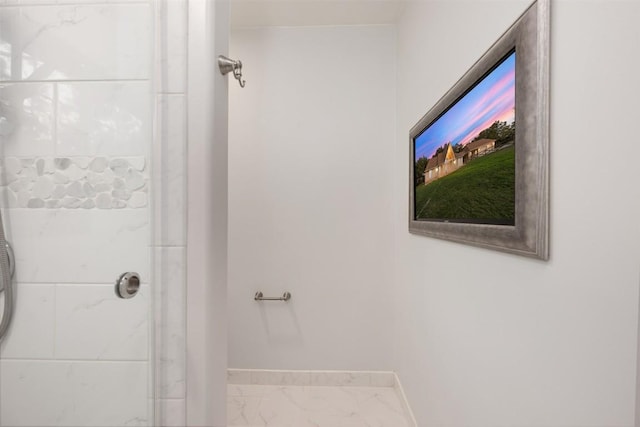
[254, 291, 291, 302]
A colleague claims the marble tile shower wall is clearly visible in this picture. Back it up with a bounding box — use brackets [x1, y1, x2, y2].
[0, 1, 188, 426]
[154, 0, 188, 425]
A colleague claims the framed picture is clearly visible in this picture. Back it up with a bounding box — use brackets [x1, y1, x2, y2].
[409, 0, 549, 260]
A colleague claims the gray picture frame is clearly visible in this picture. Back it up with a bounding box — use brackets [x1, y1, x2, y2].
[408, 0, 549, 260]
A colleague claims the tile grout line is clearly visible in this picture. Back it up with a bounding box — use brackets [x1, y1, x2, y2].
[1, 358, 149, 363]
[0, 79, 150, 84]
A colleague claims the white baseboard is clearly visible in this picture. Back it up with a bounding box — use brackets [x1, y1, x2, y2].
[393, 372, 418, 427]
[228, 368, 395, 387]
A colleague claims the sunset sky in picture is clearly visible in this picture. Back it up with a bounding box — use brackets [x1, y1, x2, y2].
[415, 51, 515, 161]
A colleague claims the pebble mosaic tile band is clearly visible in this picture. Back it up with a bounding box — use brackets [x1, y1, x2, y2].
[0, 157, 149, 209]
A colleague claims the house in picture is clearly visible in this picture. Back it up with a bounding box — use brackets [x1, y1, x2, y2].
[423, 139, 497, 185]
[464, 138, 496, 160]
[423, 143, 464, 184]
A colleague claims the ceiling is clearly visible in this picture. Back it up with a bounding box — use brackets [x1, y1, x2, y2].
[230, 0, 405, 28]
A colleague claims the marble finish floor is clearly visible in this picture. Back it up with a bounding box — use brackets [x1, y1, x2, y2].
[228, 383, 411, 427]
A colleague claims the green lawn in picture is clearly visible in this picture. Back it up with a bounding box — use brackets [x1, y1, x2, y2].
[414, 146, 515, 223]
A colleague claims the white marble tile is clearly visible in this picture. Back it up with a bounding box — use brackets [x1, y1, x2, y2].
[0, 4, 151, 81]
[301, 386, 367, 415]
[356, 388, 409, 427]
[0, 83, 55, 157]
[6, 209, 150, 284]
[0, 8, 21, 80]
[55, 284, 149, 360]
[57, 82, 151, 157]
[356, 387, 405, 411]
[158, 398, 186, 427]
[154, 246, 186, 398]
[228, 395, 262, 426]
[153, 94, 186, 245]
[155, 0, 187, 93]
[227, 384, 413, 427]
[228, 383, 271, 398]
[330, 387, 409, 426]
[0, 283, 55, 359]
[0, 360, 149, 426]
[253, 386, 305, 427]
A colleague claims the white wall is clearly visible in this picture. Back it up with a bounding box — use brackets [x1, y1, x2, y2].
[228, 25, 396, 370]
[186, 1, 229, 425]
[394, 1, 640, 426]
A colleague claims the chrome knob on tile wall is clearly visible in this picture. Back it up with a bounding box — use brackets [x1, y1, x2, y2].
[115, 272, 141, 299]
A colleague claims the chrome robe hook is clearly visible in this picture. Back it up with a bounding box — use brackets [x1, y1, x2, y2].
[218, 55, 246, 88]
